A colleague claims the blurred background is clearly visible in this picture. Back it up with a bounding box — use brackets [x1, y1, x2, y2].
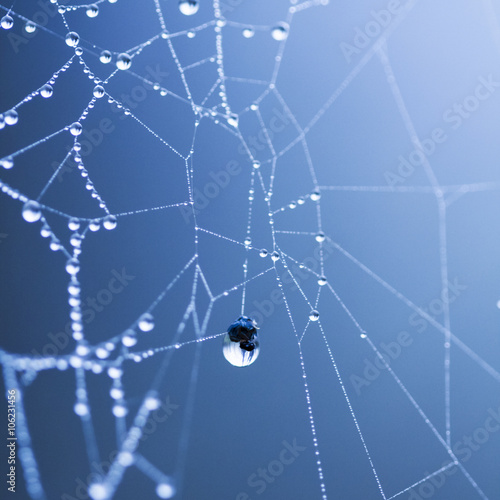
[0, 1, 499, 499]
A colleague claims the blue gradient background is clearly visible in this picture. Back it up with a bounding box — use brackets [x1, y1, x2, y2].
[0, 1, 499, 499]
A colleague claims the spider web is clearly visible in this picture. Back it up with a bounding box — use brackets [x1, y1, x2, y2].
[1, 1, 500, 499]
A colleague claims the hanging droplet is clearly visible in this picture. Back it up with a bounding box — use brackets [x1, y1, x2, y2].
[112, 404, 128, 417]
[311, 190, 321, 201]
[156, 481, 176, 499]
[86, 4, 99, 18]
[309, 310, 320, 321]
[242, 28, 255, 38]
[25, 21, 36, 33]
[0, 157, 13, 169]
[179, 0, 199, 16]
[288, 201, 297, 209]
[122, 333, 137, 347]
[40, 84, 53, 98]
[89, 220, 100, 232]
[4, 110, 19, 126]
[100, 50, 112, 64]
[65, 31, 80, 47]
[244, 237, 251, 247]
[252, 160, 260, 169]
[93, 85, 105, 98]
[74, 402, 89, 416]
[271, 23, 289, 41]
[1, 15, 13, 30]
[88, 483, 109, 500]
[69, 122, 82, 136]
[138, 313, 155, 332]
[40, 225, 51, 238]
[116, 53, 131, 70]
[68, 218, 80, 231]
[318, 276, 327, 286]
[297, 196, 306, 205]
[65, 258, 80, 275]
[103, 215, 117, 230]
[227, 113, 239, 127]
[144, 393, 161, 410]
[22, 201, 41, 223]
[259, 249, 268, 258]
[315, 232, 325, 243]
[271, 251, 280, 262]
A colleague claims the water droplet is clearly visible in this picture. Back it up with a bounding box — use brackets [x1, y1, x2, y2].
[271, 23, 288, 41]
[70, 233, 82, 248]
[297, 196, 305, 205]
[112, 404, 128, 417]
[227, 113, 239, 127]
[311, 190, 321, 201]
[1, 157, 13, 169]
[69, 122, 82, 136]
[68, 218, 80, 231]
[68, 282, 80, 296]
[187, 31, 195, 38]
[360, 333, 367, 339]
[74, 402, 89, 416]
[65, 31, 80, 47]
[25, 21, 36, 33]
[271, 251, 280, 262]
[93, 85, 105, 98]
[315, 232, 325, 243]
[252, 160, 260, 169]
[242, 28, 254, 38]
[156, 481, 176, 499]
[75, 47, 83, 56]
[122, 334, 137, 347]
[88, 483, 109, 500]
[145, 394, 161, 410]
[22, 201, 41, 223]
[66, 258, 80, 275]
[89, 220, 100, 232]
[96, 347, 109, 359]
[107, 366, 122, 379]
[110, 387, 124, 400]
[309, 310, 320, 321]
[259, 249, 268, 258]
[116, 53, 131, 70]
[244, 237, 251, 247]
[86, 4, 99, 17]
[40, 225, 51, 238]
[40, 84, 53, 98]
[1, 15, 13, 30]
[138, 313, 155, 332]
[179, 0, 199, 15]
[288, 201, 297, 209]
[318, 276, 327, 286]
[100, 50, 112, 64]
[5, 109, 18, 125]
[103, 215, 117, 230]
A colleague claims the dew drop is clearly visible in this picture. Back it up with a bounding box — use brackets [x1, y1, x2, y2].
[271, 23, 289, 41]
[138, 313, 155, 332]
[156, 481, 176, 499]
[242, 28, 255, 38]
[0, 157, 13, 169]
[315, 232, 325, 243]
[65, 31, 80, 47]
[103, 215, 117, 230]
[100, 50, 112, 64]
[252, 160, 260, 169]
[244, 237, 251, 247]
[68, 218, 80, 231]
[25, 21, 36, 33]
[318, 276, 327, 286]
[88, 483, 109, 500]
[271, 251, 280, 262]
[69, 122, 82, 136]
[116, 53, 131, 70]
[89, 220, 100, 232]
[40, 84, 53, 98]
[112, 404, 128, 417]
[5, 109, 18, 126]
[70, 233, 82, 248]
[259, 249, 268, 258]
[93, 85, 105, 98]
[1, 15, 13, 30]
[86, 4, 99, 18]
[74, 402, 89, 416]
[66, 258, 80, 275]
[179, 0, 199, 15]
[122, 334, 137, 347]
[22, 201, 41, 223]
[309, 310, 320, 321]
[311, 190, 321, 201]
